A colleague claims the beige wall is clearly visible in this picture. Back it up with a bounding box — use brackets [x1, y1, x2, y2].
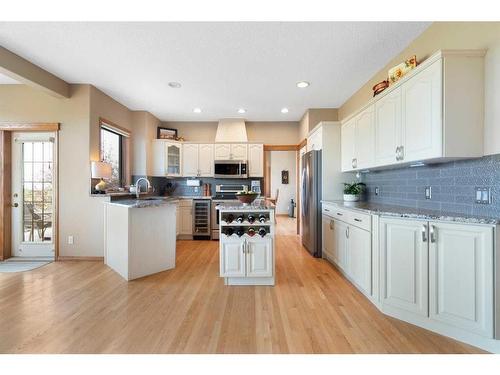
[269, 151, 296, 214]
[299, 108, 338, 140]
[132, 111, 160, 176]
[164, 121, 300, 145]
[338, 22, 500, 155]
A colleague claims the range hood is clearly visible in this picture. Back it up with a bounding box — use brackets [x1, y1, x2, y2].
[215, 118, 248, 143]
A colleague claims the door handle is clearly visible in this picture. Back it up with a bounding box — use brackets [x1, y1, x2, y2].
[395, 146, 400, 161]
[399, 145, 404, 161]
[421, 224, 427, 242]
[430, 225, 437, 243]
[12, 203, 19, 208]
[346, 226, 349, 239]
[329, 220, 334, 230]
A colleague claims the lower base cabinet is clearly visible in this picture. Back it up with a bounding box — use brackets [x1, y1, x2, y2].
[380, 217, 494, 339]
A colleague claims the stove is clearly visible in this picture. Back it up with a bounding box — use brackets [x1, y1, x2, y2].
[211, 184, 247, 240]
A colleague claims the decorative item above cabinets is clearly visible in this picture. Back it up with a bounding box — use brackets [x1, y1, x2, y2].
[341, 49, 486, 172]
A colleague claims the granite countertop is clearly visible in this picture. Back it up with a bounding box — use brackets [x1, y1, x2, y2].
[217, 199, 275, 211]
[321, 200, 500, 225]
[104, 196, 179, 208]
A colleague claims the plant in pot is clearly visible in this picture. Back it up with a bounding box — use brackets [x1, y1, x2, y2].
[343, 182, 366, 202]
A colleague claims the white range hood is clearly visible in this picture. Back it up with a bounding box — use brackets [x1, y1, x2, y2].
[215, 118, 248, 143]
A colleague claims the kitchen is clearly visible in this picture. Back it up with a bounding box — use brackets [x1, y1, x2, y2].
[1, 20, 500, 360]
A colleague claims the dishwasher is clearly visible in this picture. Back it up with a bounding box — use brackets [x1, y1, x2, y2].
[192, 199, 211, 240]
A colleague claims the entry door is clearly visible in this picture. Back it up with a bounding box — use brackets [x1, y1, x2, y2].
[11, 132, 56, 257]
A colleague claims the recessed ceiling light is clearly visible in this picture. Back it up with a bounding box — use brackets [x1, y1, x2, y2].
[237, 108, 246, 114]
[168, 82, 181, 88]
[296, 81, 310, 88]
[193, 107, 202, 113]
[281, 108, 289, 114]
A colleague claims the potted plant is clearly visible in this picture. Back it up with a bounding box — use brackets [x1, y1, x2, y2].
[343, 182, 366, 202]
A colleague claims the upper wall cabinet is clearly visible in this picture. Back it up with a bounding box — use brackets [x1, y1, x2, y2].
[182, 143, 214, 177]
[214, 144, 248, 160]
[151, 140, 182, 177]
[248, 144, 264, 177]
[307, 126, 323, 151]
[341, 50, 485, 172]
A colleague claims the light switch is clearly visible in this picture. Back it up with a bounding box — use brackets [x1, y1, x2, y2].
[374, 187, 379, 196]
[475, 187, 491, 204]
[425, 186, 432, 200]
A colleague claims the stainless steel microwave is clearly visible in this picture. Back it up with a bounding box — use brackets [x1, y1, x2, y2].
[214, 160, 248, 178]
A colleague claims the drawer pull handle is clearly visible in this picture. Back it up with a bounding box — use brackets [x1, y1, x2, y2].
[324, 208, 330, 212]
[354, 218, 362, 222]
[337, 212, 343, 216]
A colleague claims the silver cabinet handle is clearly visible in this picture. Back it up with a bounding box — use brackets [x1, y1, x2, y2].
[351, 158, 356, 168]
[354, 218, 362, 222]
[324, 208, 330, 212]
[353, 158, 357, 169]
[346, 226, 350, 239]
[336, 212, 343, 216]
[399, 145, 404, 161]
[395, 146, 400, 161]
[430, 225, 437, 243]
[329, 220, 334, 230]
[421, 224, 428, 242]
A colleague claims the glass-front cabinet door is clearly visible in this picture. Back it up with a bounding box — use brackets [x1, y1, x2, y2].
[165, 142, 182, 176]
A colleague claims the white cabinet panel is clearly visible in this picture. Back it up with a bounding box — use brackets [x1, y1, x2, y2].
[231, 144, 248, 160]
[347, 225, 372, 295]
[401, 59, 442, 162]
[248, 144, 264, 177]
[220, 238, 246, 277]
[214, 144, 231, 159]
[429, 222, 494, 337]
[179, 206, 193, 235]
[341, 119, 356, 172]
[151, 140, 166, 176]
[322, 215, 334, 260]
[380, 218, 428, 317]
[182, 143, 199, 177]
[246, 237, 273, 277]
[355, 105, 375, 169]
[332, 219, 348, 270]
[307, 127, 323, 151]
[375, 87, 401, 166]
[198, 144, 214, 176]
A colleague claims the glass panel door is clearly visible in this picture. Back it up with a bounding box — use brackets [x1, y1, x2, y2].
[166, 144, 181, 175]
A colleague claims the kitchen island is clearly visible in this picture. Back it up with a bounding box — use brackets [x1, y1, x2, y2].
[218, 200, 275, 286]
[103, 197, 178, 281]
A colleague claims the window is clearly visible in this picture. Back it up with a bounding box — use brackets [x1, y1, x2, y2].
[100, 127, 123, 187]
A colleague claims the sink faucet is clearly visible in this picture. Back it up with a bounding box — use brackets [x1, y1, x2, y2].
[135, 177, 152, 198]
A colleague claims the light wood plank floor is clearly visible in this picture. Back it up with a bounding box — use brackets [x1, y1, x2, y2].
[0, 217, 484, 353]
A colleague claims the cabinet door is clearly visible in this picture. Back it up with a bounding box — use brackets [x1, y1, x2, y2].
[429, 222, 494, 337]
[182, 144, 199, 177]
[165, 143, 182, 176]
[198, 144, 214, 176]
[248, 144, 264, 177]
[231, 144, 248, 160]
[380, 217, 428, 317]
[401, 59, 442, 163]
[151, 140, 166, 176]
[307, 127, 322, 151]
[332, 219, 348, 270]
[341, 119, 356, 171]
[375, 87, 402, 166]
[322, 215, 335, 260]
[179, 206, 193, 235]
[355, 105, 375, 169]
[220, 238, 246, 277]
[214, 144, 231, 160]
[246, 237, 273, 277]
[347, 225, 372, 295]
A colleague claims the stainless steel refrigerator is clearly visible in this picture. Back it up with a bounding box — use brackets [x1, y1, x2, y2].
[301, 150, 322, 257]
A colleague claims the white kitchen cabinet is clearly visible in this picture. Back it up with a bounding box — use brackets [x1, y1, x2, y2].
[307, 126, 323, 151]
[177, 199, 193, 238]
[380, 217, 428, 317]
[246, 237, 273, 277]
[220, 238, 246, 277]
[214, 143, 248, 160]
[248, 143, 264, 177]
[348, 225, 372, 295]
[332, 218, 348, 271]
[322, 215, 335, 260]
[182, 143, 214, 177]
[151, 140, 182, 177]
[341, 118, 356, 172]
[429, 222, 494, 337]
[354, 104, 375, 169]
[401, 59, 442, 163]
[375, 86, 402, 166]
[341, 50, 485, 172]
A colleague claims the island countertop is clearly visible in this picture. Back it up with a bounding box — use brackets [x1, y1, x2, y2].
[217, 199, 275, 211]
[103, 196, 179, 209]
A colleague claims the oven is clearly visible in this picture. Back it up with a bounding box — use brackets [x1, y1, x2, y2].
[214, 160, 248, 178]
[211, 184, 247, 240]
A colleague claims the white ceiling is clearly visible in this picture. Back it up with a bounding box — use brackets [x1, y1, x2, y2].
[0, 22, 430, 121]
[0, 72, 20, 84]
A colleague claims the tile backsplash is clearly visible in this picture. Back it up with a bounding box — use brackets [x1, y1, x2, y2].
[360, 154, 500, 218]
[132, 176, 262, 197]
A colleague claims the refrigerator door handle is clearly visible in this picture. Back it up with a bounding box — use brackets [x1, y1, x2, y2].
[301, 166, 307, 216]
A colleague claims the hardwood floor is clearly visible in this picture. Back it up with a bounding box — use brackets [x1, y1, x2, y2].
[0, 217, 483, 353]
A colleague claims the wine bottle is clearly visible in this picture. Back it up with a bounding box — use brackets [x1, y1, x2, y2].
[247, 214, 256, 224]
[236, 214, 245, 223]
[258, 227, 267, 237]
[236, 227, 245, 237]
[225, 214, 234, 224]
[247, 227, 256, 237]
[258, 214, 267, 223]
[225, 227, 234, 237]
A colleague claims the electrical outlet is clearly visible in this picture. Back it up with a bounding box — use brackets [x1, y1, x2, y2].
[475, 187, 491, 204]
[374, 187, 379, 196]
[68, 236, 74, 245]
[425, 186, 432, 200]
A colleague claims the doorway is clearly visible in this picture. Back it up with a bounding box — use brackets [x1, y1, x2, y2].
[11, 132, 56, 258]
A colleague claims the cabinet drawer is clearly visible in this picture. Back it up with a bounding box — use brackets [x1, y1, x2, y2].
[179, 199, 193, 207]
[348, 211, 371, 231]
[322, 205, 350, 221]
